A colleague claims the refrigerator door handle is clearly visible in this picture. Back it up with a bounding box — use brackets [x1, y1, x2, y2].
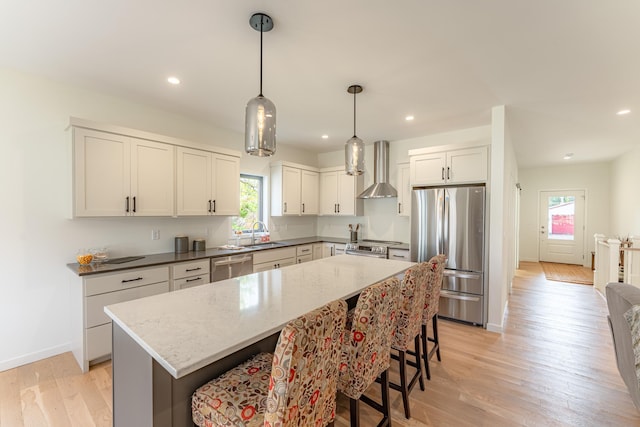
[442, 188, 449, 256]
[443, 270, 482, 280]
[440, 290, 481, 302]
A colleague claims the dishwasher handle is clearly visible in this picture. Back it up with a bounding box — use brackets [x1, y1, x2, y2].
[213, 255, 252, 266]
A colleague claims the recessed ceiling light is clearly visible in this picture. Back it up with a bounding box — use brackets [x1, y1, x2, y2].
[563, 153, 574, 160]
[617, 109, 631, 115]
[321, 134, 329, 139]
[405, 115, 414, 121]
[167, 76, 181, 85]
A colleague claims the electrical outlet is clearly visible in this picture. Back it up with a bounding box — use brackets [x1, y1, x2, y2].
[151, 229, 160, 240]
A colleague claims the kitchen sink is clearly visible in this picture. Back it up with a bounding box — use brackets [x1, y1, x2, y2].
[247, 242, 286, 249]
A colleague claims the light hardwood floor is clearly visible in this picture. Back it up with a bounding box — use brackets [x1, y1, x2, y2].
[2, 261, 639, 426]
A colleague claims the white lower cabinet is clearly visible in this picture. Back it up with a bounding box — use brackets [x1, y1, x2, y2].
[388, 248, 411, 261]
[170, 259, 210, 291]
[253, 247, 297, 272]
[71, 266, 169, 373]
[313, 243, 324, 260]
[334, 243, 346, 255]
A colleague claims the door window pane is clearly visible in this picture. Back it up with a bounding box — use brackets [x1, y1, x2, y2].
[548, 196, 575, 240]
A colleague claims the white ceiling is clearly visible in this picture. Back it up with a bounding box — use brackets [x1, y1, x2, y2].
[2, 1, 639, 168]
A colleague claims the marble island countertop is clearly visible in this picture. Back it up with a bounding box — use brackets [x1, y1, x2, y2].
[104, 255, 415, 379]
[67, 236, 409, 276]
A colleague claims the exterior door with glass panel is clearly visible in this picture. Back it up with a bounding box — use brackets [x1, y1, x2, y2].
[539, 190, 585, 264]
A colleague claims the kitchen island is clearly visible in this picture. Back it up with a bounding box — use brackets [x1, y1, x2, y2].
[104, 254, 414, 427]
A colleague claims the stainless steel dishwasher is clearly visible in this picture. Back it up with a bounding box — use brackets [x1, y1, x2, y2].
[210, 254, 254, 282]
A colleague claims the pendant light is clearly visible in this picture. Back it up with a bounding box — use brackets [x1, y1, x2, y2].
[345, 84, 364, 175]
[245, 13, 276, 157]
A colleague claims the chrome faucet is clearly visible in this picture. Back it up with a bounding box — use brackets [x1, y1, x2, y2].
[251, 221, 269, 244]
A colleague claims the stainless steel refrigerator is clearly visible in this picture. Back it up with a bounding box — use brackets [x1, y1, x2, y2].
[410, 185, 485, 326]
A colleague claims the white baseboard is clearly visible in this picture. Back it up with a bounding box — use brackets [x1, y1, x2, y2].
[0, 342, 70, 372]
[519, 257, 539, 263]
[486, 322, 503, 333]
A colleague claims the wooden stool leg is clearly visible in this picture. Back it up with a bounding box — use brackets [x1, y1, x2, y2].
[381, 369, 391, 427]
[350, 397, 360, 427]
[415, 335, 425, 391]
[433, 315, 441, 361]
[398, 350, 410, 419]
[422, 323, 431, 380]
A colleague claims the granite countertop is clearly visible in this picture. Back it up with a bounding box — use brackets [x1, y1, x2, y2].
[68, 236, 410, 276]
[67, 236, 353, 276]
[104, 255, 415, 379]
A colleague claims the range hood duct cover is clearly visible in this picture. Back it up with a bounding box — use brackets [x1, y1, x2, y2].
[358, 140, 398, 199]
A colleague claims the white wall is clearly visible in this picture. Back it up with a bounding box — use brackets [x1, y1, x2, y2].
[486, 106, 519, 332]
[518, 161, 611, 266]
[316, 126, 491, 241]
[610, 145, 640, 236]
[0, 68, 313, 370]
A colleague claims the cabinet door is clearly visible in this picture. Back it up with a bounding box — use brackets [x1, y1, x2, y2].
[297, 254, 313, 264]
[211, 154, 240, 216]
[74, 128, 130, 217]
[397, 163, 411, 216]
[253, 261, 275, 273]
[447, 147, 488, 184]
[130, 139, 175, 216]
[282, 167, 301, 215]
[411, 152, 446, 186]
[300, 170, 319, 215]
[319, 171, 338, 215]
[176, 147, 211, 216]
[337, 173, 356, 215]
[322, 243, 334, 257]
[313, 243, 324, 260]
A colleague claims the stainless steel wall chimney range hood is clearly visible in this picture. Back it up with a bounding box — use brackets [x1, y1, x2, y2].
[358, 140, 398, 199]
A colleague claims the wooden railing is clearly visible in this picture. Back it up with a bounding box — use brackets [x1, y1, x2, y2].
[594, 234, 640, 294]
[593, 234, 620, 294]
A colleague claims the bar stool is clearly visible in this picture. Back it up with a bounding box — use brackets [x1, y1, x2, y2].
[421, 254, 446, 380]
[389, 263, 428, 419]
[192, 299, 347, 427]
[337, 276, 400, 427]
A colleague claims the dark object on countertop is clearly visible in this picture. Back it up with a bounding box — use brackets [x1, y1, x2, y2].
[175, 236, 189, 253]
[103, 256, 146, 264]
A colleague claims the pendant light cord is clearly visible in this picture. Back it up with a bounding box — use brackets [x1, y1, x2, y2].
[353, 90, 357, 137]
[259, 17, 264, 97]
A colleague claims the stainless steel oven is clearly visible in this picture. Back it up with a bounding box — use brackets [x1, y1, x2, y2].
[344, 240, 402, 259]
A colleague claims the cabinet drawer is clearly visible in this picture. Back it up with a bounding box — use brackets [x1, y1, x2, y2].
[86, 323, 112, 361]
[172, 259, 210, 280]
[297, 254, 313, 264]
[85, 281, 169, 328]
[252, 247, 296, 265]
[296, 245, 313, 256]
[84, 266, 169, 297]
[388, 249, 410, 261]
[172, 274, 210, 291]
[253, 257, 296, 273]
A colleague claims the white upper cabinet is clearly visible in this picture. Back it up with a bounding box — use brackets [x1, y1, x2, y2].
[271, 162, 319, 216]
[319, 167, 364, 216]
[176, 147, 239, 216]
[411, 146, 488, 186]
[300, 169, 319, 215]
[74, 128, 174, 217]
[72, 118, 240, 218]
[397, 162, 411, 217]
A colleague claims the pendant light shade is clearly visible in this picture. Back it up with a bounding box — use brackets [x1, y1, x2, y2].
[345, 84, 364, 175]
[245, 13, 276, 157]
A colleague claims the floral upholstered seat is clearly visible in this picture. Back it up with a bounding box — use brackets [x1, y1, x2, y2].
[192, 299, 347, 427]
[338, 276, 400, 427]
[421, 254, 447, 380]
[390, 263, 428, 418]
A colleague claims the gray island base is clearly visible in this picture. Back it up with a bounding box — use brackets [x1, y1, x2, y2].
[105, 255, 415, 426]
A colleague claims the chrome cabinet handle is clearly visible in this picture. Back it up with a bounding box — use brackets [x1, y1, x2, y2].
[186, 267, 202, 272]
